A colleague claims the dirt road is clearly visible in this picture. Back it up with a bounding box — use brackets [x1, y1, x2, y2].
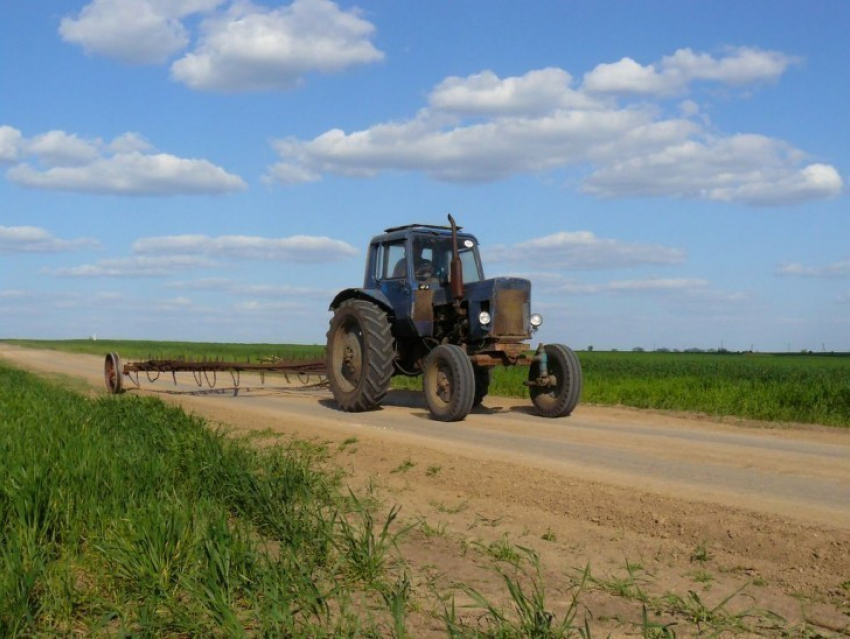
[3, 343, 849, 635]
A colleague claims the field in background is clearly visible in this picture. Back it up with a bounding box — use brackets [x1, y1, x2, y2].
[4, 339, 849, 427]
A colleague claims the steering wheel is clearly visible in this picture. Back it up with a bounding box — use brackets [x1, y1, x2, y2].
[414, 259, 433, 281]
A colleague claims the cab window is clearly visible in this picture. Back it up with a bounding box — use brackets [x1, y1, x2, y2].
[378, 241, 407, 280]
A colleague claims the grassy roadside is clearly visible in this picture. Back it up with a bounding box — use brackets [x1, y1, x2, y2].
[2, 361, 841, 636]
[2, 361, 597, 636]
[5, 338, 849, 427]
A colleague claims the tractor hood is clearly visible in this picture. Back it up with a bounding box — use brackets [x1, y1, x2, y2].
[464, 276, 532, 341]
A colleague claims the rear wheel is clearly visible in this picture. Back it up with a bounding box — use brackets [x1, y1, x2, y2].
[529, 344, 582, 417]
[423, 345, 475, 422]
[104, 352, 123, 394]
[326, 299, 394, 412]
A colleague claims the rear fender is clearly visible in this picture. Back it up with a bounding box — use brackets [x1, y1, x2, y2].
[329, 288, 393, 314]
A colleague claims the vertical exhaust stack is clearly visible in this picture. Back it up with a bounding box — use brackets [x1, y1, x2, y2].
[448, 214, 464, 305]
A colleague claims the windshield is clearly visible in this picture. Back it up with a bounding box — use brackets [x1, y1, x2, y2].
[412, 235, 483, 284]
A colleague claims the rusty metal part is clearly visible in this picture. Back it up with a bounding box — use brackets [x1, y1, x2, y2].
[469, 342, 531, 367]
[104, 352, 123, 393]
[448, 214, 465, 303]
[103, 353, 327, 395]
[492, 287, 529, 337]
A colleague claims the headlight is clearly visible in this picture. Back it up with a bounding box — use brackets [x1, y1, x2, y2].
[478, 311, 492, 326]
[530, 313, 543, 328]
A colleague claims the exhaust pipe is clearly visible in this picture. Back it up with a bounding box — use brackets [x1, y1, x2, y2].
[448, 213, 464, 304]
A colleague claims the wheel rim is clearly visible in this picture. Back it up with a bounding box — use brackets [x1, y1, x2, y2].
[434, 364, 452, 406]
[104, 353, 121, 393]
[332, 318, 364, 393]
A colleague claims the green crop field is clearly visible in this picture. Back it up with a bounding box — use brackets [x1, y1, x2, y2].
[5, 339, 849, 427]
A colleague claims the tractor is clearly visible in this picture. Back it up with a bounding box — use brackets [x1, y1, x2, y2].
[326, 215, 582, 422]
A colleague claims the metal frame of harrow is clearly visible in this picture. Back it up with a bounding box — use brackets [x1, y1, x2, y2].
[103, 351, 327, 395]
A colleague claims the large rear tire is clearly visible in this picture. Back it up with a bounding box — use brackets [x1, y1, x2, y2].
[529, 344, 582, 417]
[423, 345, 475, 422]
[326, 299, 394, 412]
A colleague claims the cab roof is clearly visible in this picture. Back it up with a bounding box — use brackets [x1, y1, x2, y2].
[371, 223, 477, 246]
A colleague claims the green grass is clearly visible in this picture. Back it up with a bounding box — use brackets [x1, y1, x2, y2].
[0, 362, 406, 636]
[0, 360, 830, 635]
[3, 338, 323, 363]
[5, 339, 849, 426]
[407, 348, 850, 427]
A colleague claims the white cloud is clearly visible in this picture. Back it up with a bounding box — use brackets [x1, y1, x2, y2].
[170, 0, 384, 91]
[133, 233, 357, 261]
[166, 278, 330, 297]
[24, 131, 102, 166]
[582, 46, 798, 96]
[429, 68, 601, 116]
[485, 231, 685, 270]
[0, 126, 23, 162]
[582, 136, 843, 204]
[560, 277, 711, 295]
[59, 0, 224, 64]
[266, 52, 842, 205]
[3, 127, 246, 195]
[49, 255, 215, 277]
[528, 273, 748, 306]
[777, 258, 850, 278]
[0, 226, 99, 253]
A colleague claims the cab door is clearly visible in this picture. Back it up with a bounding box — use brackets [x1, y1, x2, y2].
[376, 240, 415, 335]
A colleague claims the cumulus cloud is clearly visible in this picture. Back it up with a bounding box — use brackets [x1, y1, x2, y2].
[0, 126, 23, 162]
[266, 47, 841, 206]
[777, 258, 850, 277]
[166, 278, 330, 297]
[50, 255, 215, 277]
[485, 231, 685, 270]
[429, 68, 602, 116]
[582, 136, 843, 205]
[527, 273, 748, 306]
[0, 226, 99, 253]
[133, 233, 357, 261]
[59, 0, 224, 64]
[2, 126, 245, 195]
[171, 0, 384, 91]
[582, 46, 798, 96]
[59, 0, 383, 91]
[559, 277, 712, 295]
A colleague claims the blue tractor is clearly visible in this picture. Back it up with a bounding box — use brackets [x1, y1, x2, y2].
[326, 215, 582, 422]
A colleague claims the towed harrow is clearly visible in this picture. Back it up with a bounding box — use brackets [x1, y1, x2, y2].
[103, 351, 327, 396]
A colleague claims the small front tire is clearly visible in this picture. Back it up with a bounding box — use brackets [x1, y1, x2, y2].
[529, 344, 582, 417]
[423, 345, 475, 422]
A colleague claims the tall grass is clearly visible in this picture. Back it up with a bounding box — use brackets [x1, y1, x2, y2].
[0, 363, 406, 635]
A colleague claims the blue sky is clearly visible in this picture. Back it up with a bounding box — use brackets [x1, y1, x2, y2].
[1, 0, 848, 352]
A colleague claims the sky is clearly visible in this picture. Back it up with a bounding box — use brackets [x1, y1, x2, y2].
[1, 0, 848, 353]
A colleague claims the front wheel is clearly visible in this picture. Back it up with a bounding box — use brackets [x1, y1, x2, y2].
[529, 344, 582, 417]
[423, 345, 475, 422]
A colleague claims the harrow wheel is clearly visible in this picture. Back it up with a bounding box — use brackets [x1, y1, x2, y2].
[529, 343, 582, 417]
[326, 299, 394, 412]
[423, 345, 475, 422]
[104, 351, 123, 394]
